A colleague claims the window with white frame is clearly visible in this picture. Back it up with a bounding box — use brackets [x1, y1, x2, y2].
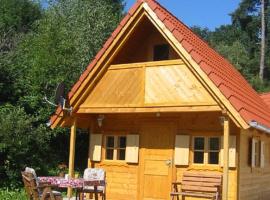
[250, 138, 263, 168]
[105, 136, 126, 161]
[254, 139, 260, 167]
[193, 136, 220, 165]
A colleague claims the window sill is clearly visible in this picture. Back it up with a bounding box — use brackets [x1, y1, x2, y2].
[188, 164, 222, 171]
[98, 160, 130, 167]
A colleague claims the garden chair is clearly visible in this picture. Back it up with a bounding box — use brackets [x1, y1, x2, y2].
[22, 167, 62, 200]
[79, 168, 106, 200]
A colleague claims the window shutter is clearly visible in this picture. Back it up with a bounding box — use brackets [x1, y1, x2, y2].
[126, 135, 139, 163]
[220, 136, 236, 167]
[251, 138, 256, 168]
[260, 141, 265, 168]
[220, 136, 224, 166]
[229, 136, 236, 167]
[90, 134, 102, 162]
[174, 135, 190, 165]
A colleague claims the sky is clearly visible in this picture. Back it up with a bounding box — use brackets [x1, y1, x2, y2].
[124, 0, 241, 30]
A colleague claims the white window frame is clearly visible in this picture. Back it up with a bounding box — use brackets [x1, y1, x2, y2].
[251, 137, 265, 168]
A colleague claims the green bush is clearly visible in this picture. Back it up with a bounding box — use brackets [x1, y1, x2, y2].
[0, 188, 27, 200]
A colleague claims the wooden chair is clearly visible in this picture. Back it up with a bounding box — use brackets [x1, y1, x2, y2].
[22, 171, 62, 200]
[79, 168, 106, 200]
[170, 171, 222, 200]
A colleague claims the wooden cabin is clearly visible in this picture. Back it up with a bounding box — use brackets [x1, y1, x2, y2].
[49, 1, 270, 200]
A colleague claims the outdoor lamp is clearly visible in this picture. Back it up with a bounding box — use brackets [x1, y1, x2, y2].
[97, 115, 105, 127]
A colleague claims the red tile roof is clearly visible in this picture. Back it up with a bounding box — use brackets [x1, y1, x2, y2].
[260, 93, 270, 109]
[50, 0, 270, 129]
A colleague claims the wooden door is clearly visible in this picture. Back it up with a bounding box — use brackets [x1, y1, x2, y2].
[139, 122, 175, 200]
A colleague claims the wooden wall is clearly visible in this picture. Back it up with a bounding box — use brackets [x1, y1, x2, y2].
[79, 61, 219, 112]
[88, 113, 239, 200]
[238, 129, 270, 200]
[112, 15, 179, 64]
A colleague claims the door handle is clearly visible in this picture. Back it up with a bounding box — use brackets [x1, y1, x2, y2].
[165, 159, 172, 166]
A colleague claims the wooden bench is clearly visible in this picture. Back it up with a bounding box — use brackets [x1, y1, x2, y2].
[170, 171, 222, 200]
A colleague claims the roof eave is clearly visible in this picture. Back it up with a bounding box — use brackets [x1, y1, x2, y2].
[249, 120, 270, 134]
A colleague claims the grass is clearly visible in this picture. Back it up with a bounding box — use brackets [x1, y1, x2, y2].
[0, 188, 27, 200]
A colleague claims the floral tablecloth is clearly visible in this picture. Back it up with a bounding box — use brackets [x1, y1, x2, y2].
[38, 177, 105, 188]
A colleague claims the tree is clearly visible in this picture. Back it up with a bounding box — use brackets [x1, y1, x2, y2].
[0, 105, 50, 187]
[231, 0, 270, 82]
[11, 0, 123, 116]
[0, 0, 42, 53]
[0, 0, 42, 105]
[0, 0, 124, 186]
[259, 0, 268, 80]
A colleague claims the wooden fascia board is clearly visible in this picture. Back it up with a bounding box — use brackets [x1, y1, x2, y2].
[77, 105, 221, 114]
[142, 3, 249, 129]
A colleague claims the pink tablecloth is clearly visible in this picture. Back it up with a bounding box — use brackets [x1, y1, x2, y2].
[38, 177, 105, 188]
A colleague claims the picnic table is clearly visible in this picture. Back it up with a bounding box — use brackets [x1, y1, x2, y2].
[38, 176, 105, 200]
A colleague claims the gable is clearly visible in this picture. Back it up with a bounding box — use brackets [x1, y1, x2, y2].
[50, 0, 270, 131]
[78, 59, 218, 113]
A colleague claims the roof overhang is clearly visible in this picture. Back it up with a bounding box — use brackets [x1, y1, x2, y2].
[249, 120, 270, 135]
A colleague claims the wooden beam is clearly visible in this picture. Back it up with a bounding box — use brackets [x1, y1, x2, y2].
[88, 120, 94, 168]
[222, 116, 229, 200]
[67, 119, 77, 198]
[109, 59, 184, 70]
[77, 105, 221, 114]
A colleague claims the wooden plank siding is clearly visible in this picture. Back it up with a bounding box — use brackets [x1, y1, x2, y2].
[79, 60, 218, 112]
[239, 129, 270, 200]
[88, 113, 239, 200]
[94, 163, 138, 200]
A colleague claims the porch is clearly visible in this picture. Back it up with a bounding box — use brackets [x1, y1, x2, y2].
[67, 112, 236, 200]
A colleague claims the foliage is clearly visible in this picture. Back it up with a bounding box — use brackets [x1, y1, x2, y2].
[0, 104, 51, 187]
[0, 0, 42, 53]
[11, 0, 123, 117]
[0, 0, 123, 187]
[191, 0, 270, 91]
[0, 188, 27, 200]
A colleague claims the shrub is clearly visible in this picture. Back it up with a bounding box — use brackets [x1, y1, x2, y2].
[0, 188, 27, 200]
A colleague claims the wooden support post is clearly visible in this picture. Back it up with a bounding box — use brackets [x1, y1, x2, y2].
[222, 117, 229, 200]
[67, 119, 76, 198]
[88, 120, 94, 168]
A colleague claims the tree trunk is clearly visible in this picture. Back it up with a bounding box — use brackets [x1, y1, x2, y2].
[259, 0, 266, 81]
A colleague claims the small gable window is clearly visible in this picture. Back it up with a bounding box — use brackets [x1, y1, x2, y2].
[153, 44, 169, 61]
